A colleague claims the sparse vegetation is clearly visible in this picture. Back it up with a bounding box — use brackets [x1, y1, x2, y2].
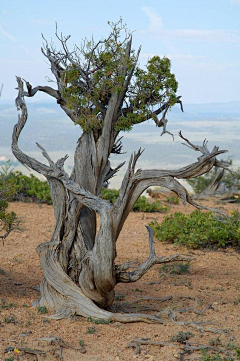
[209, 337, 222, 347]
[4, 315, 16, 324]
[170, 331, 194, 343]
[234, 298, 240, 305]
[135, 288, 143, 293]
[37, 306, 48, 314]
[87, 316, 110, 324]
[115, 294, 126, 301]
[86, 327, 97, 334]
[159, 262, 190, 275]
[199, 355, 232, 361]
[0, 302, 16, 310]
[199, 350, 238, 361]
[166, 196, 179, 204]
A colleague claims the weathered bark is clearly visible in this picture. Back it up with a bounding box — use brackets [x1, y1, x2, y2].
[12, 74, 229, 323]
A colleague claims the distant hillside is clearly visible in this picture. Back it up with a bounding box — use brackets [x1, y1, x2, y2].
[1, 100, 239, 188]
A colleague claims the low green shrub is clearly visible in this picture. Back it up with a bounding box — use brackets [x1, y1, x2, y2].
[1, 160, 172, 212]
[165, 196, 179, 204]
[101, 188, 170, 213]
[10, 171, 52, 204]
[2, 167, 171, 213]
[199, 349, 240, 361]
[37, 306, 48, 314]
[170, 331, 194, 343]
[132, 196, 170, 213]
[101, 188, 119, 203]
[150, 210, 240, 249]
[160, 262, 190, 275]
[0, 162, 19, 240]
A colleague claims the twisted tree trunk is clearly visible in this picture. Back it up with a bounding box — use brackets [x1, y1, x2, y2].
[12, 77, 229, 323]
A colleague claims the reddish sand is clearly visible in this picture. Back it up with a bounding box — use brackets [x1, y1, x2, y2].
[1, 200, 240, 361]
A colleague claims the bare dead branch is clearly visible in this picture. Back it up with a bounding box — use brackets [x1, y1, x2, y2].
[116, 226, 194, 283]
[132, 338, 176, 348]
[184, 343, 234, 356]
[127, 341, 141, 355]
[113, 133, 229, 237]
[103, 162, 125, 183]
[132, 295, 172, 303]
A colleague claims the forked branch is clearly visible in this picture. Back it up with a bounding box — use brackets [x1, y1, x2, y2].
[113, 133, 229, 236]
[116, 226, 193, 283]
[12, 77, 110, 214]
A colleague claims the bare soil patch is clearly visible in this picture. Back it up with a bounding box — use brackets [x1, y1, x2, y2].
[1, 201, 240, 361]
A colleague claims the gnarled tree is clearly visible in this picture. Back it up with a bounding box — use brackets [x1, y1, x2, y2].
[12, 21, 229, 322]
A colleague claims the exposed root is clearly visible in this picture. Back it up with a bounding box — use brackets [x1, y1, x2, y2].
[127, 342, 141, 355]
[132, 295, 172, 303]
[184, 343, 234, 356]
[129, 339, 235, 359]
[36, 336, 86, 354]
[35, 242, 167, 323]
[178, 298, 212, 315]
[131, 338, 176, 348]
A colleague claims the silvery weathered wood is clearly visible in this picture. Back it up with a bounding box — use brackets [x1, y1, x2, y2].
[12, 40, 230, 322]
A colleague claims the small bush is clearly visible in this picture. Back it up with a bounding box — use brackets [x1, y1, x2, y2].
[101, 188, 119, 203]
[0, 162, 19, 240]
[132, 196, 170, 213]
[86, 326, 96, 334]
[0, 161, 51, 205]
[87, 316, 110, 324]
[166, 196, 179, 204]
[4, 315, 16, 324]
[150, 210, 240, 249]
[170, 331, 194, 343]
[101, 188, 170, 213]
[79, 339, 85, 347]
[199, 351, 236, 361]
[10, 171, 52, 204]
[160, 262, 190, 275]
[37, 306, 48, 314]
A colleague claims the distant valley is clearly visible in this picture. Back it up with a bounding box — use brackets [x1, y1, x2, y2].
[1, 100, 240, 188]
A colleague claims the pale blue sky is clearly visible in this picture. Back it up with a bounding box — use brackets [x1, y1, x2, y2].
[1, 0, 240, 103]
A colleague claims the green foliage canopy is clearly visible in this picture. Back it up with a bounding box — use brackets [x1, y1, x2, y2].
[60, 20, 179, 132]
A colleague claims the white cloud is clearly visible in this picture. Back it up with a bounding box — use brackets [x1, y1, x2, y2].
[32, 18, 53, 26]
[0, 25, 41, 61]
[141, 6, 163, 32]
[164, 29, 240, 43]
[197, 61, 239, 72]
[141, 7, 240, 43]
[230, 0, 240, 4]
[141, 52, 205, 61]
[0, 25, 16, 42]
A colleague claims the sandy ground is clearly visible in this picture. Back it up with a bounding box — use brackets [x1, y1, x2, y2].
[1, 200, 240, 361]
